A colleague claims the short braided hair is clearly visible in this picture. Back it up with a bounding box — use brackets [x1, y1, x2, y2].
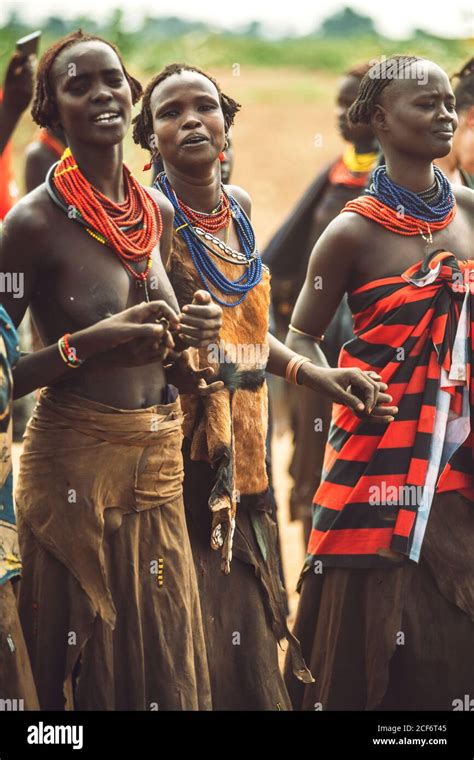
[348, 55, 424, 125]
[132, 63, 241, 152]
[452, 57, 474, 113]
[32, 29, 142, 129]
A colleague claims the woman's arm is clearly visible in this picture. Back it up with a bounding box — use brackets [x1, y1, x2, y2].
[267, 217, 398, 421]
[12, 301, 180, 399]
[0, 52, 35, 155]
[267, 331, 391, 416]
[288, 215, 357, 359]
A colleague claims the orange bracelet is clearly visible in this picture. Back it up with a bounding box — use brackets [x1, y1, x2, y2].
[285, 355, 311, 385]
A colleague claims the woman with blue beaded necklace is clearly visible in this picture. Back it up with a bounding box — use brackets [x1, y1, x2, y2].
[133, 63, 396, 710]
[282, 55, 474, 710]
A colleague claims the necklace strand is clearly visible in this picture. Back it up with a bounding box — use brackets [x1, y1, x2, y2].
[156, 172, 262, 307]
[177, 191, 231, 233]
[342, 165, 456, 238]
[52, 148, 162, 287]
[367, 164, 455, 223]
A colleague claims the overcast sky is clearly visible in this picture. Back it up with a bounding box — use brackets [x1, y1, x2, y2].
[2, 0, 473, 38]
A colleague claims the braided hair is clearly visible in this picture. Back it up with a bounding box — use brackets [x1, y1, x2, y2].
[132, 63, 241, 152]
[348, 55, 424, 125]
[32, 29, 142, 129]
[452, 58, 474, 113]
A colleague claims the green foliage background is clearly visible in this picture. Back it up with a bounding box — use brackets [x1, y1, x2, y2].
[0, 8, 472, 80]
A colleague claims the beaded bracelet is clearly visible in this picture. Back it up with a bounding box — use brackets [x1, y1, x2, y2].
[288, 324, 325, 343]
[58, 334, 83, 369]
[285, 355, 311, 385]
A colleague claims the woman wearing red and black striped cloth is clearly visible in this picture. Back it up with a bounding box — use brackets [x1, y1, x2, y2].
[284, 55, 474, 711]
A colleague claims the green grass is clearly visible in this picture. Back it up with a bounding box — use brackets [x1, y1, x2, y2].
[131, 33, 474, 76]
[0, 24, 472, 80]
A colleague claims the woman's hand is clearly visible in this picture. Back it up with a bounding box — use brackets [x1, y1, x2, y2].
[354, 370, 398, 424]
[176, 290, 222, 348]
[165, 349, 225, 396]
[299, 364, 398, 423]
[75, 300, 180, 367]
[12, 302, 182, 400]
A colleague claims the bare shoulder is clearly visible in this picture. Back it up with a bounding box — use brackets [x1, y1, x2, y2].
[143, 184, 174, 224]
[24, 141, 44, 162]
[225, 184, 251, 216]
[453, 184, 474, 217]
[312, 209, 373, 261]
[2, 185, 54, 244]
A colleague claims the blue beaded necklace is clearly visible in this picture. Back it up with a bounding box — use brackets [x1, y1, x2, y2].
[155, 172, 263, 307]
[367, 165, 455, 223]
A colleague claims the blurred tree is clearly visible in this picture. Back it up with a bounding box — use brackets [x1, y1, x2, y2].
[242, 21, 263, 38]
[3, 9, 26, 35]
[319, 6, 376, 37]
[43, 16, 69, 38]
[70, 16, 100, 35]
[140, 15, 211, 40]
[104, 8, 132, 56]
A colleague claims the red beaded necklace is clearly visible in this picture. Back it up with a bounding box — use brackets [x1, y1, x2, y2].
[342, 196, 456, 237]
[177, 189, 231, 233]
[53, 148, 162, 282]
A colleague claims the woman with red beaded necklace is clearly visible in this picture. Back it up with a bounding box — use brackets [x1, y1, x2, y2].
[0, 31, 225, 711]
[133, 63, 396, 710]
[282, 56, 474, 710]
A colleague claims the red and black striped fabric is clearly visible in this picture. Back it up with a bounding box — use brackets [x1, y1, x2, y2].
[307, 250, 474, 568]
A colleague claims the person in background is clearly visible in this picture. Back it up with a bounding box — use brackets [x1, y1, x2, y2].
[0, 47, 35, 223]
[25, 125, 66, 193]
[0, 47, 39, 711]
[0, 50, 37, 441]
[0, 305, 40, 710]
[436, 57, 474, 188]
[0, 49, 35, 158]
